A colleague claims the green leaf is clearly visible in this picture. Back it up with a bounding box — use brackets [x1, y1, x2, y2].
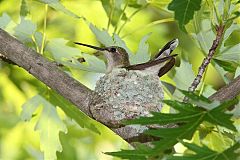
[89, 25, 152, 66]
[0, 13, 12, 29]
[100, 0, 127, 26]
[149, 0, 172, 9]
[37, 0, 80, 18]
[202, 85, 216, 97]
[46, 39, 82, 60]
[20, 95, 67, 160]
[168, 0, 202, 32]
[35, 97, 67, 160]
[112, 95, 237, 159]
[163, 100, 200, 113]
[20, 95, 43, 121]
[180, 90, 220, 110]
[205, 99, 238, 131]
[113, 33, 133, 57]
[194, 19, 215, 54]
[20, 0, 30, 17]
[47, 91, 100, 134]
[128, 0, 148, 8]
[14, 17, 36, 43]
[173, 61, 195, 100]
[46, 38, 106, 73]
[130, 33, 151, 64]
[89, 23, 114, 46]
[213, 59, 236, 73]
[145, 123, 199, 139]
[169, 142, 240, 160]
[215, 44, 240, 63]
[235, 67, 240, 78]
[106, 145, 152, 160]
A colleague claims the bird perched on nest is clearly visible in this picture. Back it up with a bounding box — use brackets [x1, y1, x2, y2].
[74, 39, 178, 133]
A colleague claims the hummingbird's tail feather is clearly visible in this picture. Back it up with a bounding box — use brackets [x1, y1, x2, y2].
[158, 58, 175, 77]
[155, 39, 179, 59]
[74, 42, 105, 51]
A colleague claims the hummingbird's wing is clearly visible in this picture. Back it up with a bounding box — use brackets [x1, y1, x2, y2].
[154, 39, 179, 59]
[158, 58, 175, 77]
[124, 54, 177, 77]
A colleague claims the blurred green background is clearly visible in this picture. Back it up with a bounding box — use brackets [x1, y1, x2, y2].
[0, 0, 238, 159]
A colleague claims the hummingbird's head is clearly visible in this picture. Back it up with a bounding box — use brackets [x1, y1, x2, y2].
[74, 42, 130, 73]
[103, 46, 130, 72]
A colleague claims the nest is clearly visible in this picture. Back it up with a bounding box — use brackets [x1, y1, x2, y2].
[90, 68, 164, 129]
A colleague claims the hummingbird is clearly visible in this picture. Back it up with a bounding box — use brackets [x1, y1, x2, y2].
[74, 39, 178, 77]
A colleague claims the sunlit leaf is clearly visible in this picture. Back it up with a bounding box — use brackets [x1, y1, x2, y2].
[35, 98, 67, 160]
[213, 59, 236, 73]
[169, 142, 240, 160]
[90, 25, 151, 65]
[20, 0, 30, 17]
[146, 0, 170, 9]
[113, 33, 134, 56]
[194, 19, 215, 54]
[46, 38, 106, 73]
[215, 44, 240, 63]
[111, 94, 237, 159]
[106, 144, 151, 160]
[235, 67, 240, 78]
[20, 95, 67, 160]
[20, 95, 43, 121]
[173, 60, 195, 90]
[89, 23, 114, 46]
[46, 38, 82, 60]
[37, 0, 80, 18]
[201, 85, 216, 97]
[130, 33, 151, 64]
[14, 18, 36, 43]
[0, 13, 11, 29]
[168, 0, 202, 32]
[47, 90, 100, 134]
[100, 0, 127, 26]
[128, 0, 147, 8]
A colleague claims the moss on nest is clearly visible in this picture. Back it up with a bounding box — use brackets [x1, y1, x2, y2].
[90, 68, 164, 128]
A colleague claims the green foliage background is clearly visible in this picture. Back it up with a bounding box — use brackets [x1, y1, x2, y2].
[0, 0, 240, 160]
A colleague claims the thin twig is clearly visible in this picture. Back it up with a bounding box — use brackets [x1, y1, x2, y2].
[40, 4, 48, 55]
[184, 24, 225, 102]
[117, 4, 148, 35]
[107, 0, 115, 31]
[113, 1, 128, 34]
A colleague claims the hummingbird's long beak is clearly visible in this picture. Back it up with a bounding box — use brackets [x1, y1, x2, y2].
[74, 42, 106, 51]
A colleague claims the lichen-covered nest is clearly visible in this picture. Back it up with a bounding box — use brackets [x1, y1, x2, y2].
[90, 68, 164, 127]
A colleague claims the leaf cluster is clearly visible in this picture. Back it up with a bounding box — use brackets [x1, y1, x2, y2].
[106, 91, 239, 159]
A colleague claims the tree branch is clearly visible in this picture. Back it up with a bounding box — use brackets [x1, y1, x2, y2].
[0, 28, 93, 116]
[184, 25, 225, 101]
[209, 75, 240, 101]
[0, 28, 152, 142]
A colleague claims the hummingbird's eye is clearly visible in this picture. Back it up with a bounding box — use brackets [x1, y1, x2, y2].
[109, 47, 117, 52]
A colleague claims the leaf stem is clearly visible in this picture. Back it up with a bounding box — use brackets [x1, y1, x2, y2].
[32, 35, 39, 53]
[117, 4, 148, 35]
[40, 4, 48, 55]
[107, 0, 115, 31]
[184, 24, 225, 102]
[114, 1, 128, 34]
